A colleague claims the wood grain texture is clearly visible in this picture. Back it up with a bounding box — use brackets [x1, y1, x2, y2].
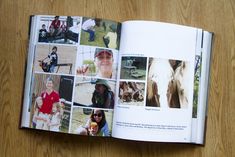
[0, 0, 234, 156]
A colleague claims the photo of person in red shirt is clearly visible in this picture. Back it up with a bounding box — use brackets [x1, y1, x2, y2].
[49, 16, 61, 36]
[34, 77, 60, 130]
[39, 77, 60, 114]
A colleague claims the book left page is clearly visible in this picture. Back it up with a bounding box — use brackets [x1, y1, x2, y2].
[21, 15, 121, 137]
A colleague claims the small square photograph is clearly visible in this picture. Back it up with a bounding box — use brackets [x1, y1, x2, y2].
[76, 46, 118, 79]
[38, 15, 80, 44]
[70, 107, 113, 136]
[73, 77, 116, 109]
[80, 17, 121, 49]
[118, 81, 145, 106]
[147, 58, 190, 108]
[120, 56, 147, 80]
[34, 44, 77, 74]
[29, 73, 74, 133]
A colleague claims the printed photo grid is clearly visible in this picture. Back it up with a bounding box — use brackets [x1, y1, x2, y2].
[117, 56, 191, 109]
[29, 15, 121, 136]
[28, 15, 193, 136]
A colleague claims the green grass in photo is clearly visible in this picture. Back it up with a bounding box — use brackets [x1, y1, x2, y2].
[80, 20, 118, 48]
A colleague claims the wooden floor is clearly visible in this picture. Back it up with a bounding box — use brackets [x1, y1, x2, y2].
[0, 0, 234, 156]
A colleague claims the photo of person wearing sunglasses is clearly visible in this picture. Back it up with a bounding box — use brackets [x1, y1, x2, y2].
[75, 109, 110, 136]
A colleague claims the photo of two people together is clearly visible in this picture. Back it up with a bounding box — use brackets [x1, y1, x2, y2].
[81, 17, 121, 50]
[74, 109, 111, 137]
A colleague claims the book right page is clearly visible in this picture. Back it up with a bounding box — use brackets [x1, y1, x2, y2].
[112, 20, 199, 143]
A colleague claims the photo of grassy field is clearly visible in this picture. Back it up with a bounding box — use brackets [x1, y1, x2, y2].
[80, 17, 120, 49]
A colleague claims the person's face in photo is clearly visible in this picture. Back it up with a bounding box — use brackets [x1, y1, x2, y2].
[90, 122, 98, 135]
[46, 80, 53, 90]
[55, 16, 59, 21]
[93, 110, 103, 123]
[52, 47, 57, 52]
[95, 84, 106, 94]
[42, 25, 46, 30]
[36, 97, 43, 108]
[95, 51, 113, 76]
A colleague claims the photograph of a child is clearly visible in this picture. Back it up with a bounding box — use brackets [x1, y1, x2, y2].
[34, 44, 77, 74]
[147, 58, 190, 108]
[80, 17, 121, 50]
[30, 73, 74, 133]
[70, 107, 112, 136]
[76, 46, 118, 79]
[38, 15, 80, 44]
[118, 81, 145, 106]
[120, 56, 147, 80]
[73, 78, 115, 109]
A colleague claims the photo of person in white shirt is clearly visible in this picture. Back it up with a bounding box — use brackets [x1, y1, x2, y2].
[82, 18, 101, 42]
[80, 18, 121, 50]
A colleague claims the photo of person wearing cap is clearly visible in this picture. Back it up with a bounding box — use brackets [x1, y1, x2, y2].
[91, 79, 114, 109]
[94, 48, 114, 78]
[77, 48, 115, 79]
[73, 77, 116, 109]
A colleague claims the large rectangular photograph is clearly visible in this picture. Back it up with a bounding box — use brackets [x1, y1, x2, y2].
[147, 58, 190, 109]
[29, 73, 74, 133]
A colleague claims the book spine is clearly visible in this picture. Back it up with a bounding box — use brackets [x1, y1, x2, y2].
[196, 31, 213, 144]
[190, 29, 203, 143]
[20, 15, 39, 127]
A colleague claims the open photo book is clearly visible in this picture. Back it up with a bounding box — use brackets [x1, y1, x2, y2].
[20, 15, 213, 144]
